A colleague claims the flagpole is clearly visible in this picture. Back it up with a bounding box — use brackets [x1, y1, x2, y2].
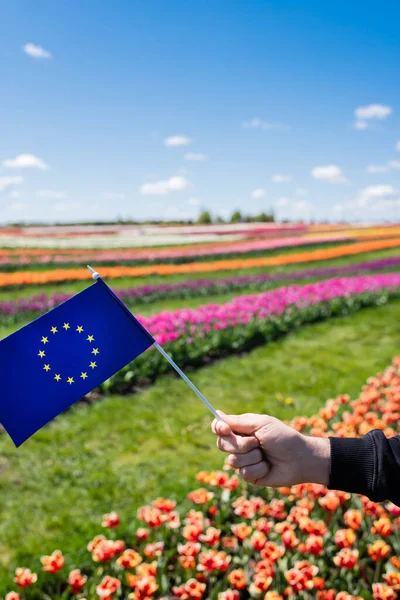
[87, 265, 222, 421]
[153, 341, 221, 420]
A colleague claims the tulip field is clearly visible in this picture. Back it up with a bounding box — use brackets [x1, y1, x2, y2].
[1, 222, 400, 600]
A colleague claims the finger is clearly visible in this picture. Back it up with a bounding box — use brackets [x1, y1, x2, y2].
[211, 414, 232, 437]
[217, 433, 259, 454]
[226, 448, 263, 469]
[239, 461, 270, 484]
[221, 413, 273, 436]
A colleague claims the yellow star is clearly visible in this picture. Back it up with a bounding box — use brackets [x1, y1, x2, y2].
[67, 376, 74, 384]
[38, 350, 46, 358]
[41, 336, 49, 344]
[50, 326, 58, 334]
[76, 325, 84, 333]
[63, 323, 70, 330]
[87, 335, 95, 342]
[89, 361, 97, 369]
[54, 374, 61, 382]
[92, 348, 99, 356]
[80, 372, 88, 380]
[43, 364, 51, 372]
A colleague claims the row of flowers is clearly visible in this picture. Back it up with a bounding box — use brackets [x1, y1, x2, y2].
[98, 272, 400, 393]
[65, 273, 400, 394]
[2, 256, 400, 323]
[4, 357, 400, 600]
[0, 236, 353, 269]
[0, 239, 400, 287]
[0, 223, 311, 249]
[0, 225, 398, 260]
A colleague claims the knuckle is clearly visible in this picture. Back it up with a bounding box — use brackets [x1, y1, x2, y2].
[228, 454, 239, 467]
[239, 467, 253, 481]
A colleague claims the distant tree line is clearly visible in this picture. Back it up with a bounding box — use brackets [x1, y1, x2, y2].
[196, 210, 275, 224]
[6, 210, 275, 228]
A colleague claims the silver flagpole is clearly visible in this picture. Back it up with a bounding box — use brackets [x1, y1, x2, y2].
[153, 340, 221, 420]
[87, 265, 222, 420]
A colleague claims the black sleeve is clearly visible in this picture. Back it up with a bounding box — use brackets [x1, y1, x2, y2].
[328, 430, 400, 506]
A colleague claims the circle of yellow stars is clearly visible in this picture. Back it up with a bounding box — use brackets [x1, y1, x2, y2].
[38, 323, 100, 384]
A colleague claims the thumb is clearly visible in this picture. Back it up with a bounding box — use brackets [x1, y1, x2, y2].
[219, 412, 270, 436]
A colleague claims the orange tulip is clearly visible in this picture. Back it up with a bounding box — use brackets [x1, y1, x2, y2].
[333, 548, 359, 569]
[13, 568, 37, 588]
[40, 550, 64, 573]
[228, 569, 247, 590]
[372, 583, 397, 600]
[368, 540, 392, 561]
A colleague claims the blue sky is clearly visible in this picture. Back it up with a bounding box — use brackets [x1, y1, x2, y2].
[0, 0, 399, 223]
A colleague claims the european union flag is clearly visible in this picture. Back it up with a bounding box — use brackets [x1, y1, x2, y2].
[0, 278, 154, 447]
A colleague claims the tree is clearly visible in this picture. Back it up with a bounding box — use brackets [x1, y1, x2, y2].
[230, 210, 243, 223]
[256, 211, 274, 223]
[197, 210, 212, 224]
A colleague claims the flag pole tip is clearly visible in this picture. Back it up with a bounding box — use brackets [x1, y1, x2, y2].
[87, 265, 100, 280]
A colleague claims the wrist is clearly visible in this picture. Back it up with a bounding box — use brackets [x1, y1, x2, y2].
[300, 435, 331, 486]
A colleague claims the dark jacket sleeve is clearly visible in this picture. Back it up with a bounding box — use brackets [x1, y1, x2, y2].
[328, 430, 400, 506]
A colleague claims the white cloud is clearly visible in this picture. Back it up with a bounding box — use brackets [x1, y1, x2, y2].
[276, 197, 289, 208]
[37, 189, 67, 199]
[53, 202, 81, 212]
[9, 190, 21, 199]
[274, 197, 313, 220]
[295, 188, 308, 196]
[184, 152, 207, 161]
[396, 141, 400, 151]
[354, 185, 397, 208]
[271, 174, 292, 183]
[311, 165, 347, 184]
[164, 135, 191, 147]
[252, 188, 266, 199]
[9, 202, 27, 211]
[241, 118, 289, 132]
[389, 160, 400, 170]
[366, 164, 389, 173]
[335, 185, 400, 221]
[3, 153, 48, 170]
[354, 104, 393, 120]
[103, 191, 126, 200]
[139, 175, 191, 196]
[188, 197, 201, 206]
[353, 120, 369, 130]
[0, 176, 23, 193]
[366, 160, 400, 173]
[23, 43, 52, 59]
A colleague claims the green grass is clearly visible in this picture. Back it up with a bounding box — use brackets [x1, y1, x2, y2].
[1, 300, 400, 592]
[0, 246, 399, 300]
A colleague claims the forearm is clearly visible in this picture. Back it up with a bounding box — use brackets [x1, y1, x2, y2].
[328, 430, 400, 505]
[302, 431, 400, 505]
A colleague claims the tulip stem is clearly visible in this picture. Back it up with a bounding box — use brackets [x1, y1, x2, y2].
[374, 559, 382, 583]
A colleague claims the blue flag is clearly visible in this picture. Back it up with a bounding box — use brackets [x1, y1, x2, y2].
[0, 278, 154, 447]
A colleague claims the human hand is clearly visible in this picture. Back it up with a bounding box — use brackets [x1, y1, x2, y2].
[212, 412, 330, 488]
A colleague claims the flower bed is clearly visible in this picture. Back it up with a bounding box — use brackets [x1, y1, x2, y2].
[0, 236, 352, 269]
[99, 273, 400, 393]
[5, 358, 400, 600]
[0, 239, 400, 288]
[2, 257, 400, 324]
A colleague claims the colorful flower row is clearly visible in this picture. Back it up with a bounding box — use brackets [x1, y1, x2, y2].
[97, 273, 400, 394]
[1, 238, 400, 287]
[3, 256, 400, 323]
[0, 235, 353, 268]
[5, 357, 400, 600]
[0, 223, 310, 249]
